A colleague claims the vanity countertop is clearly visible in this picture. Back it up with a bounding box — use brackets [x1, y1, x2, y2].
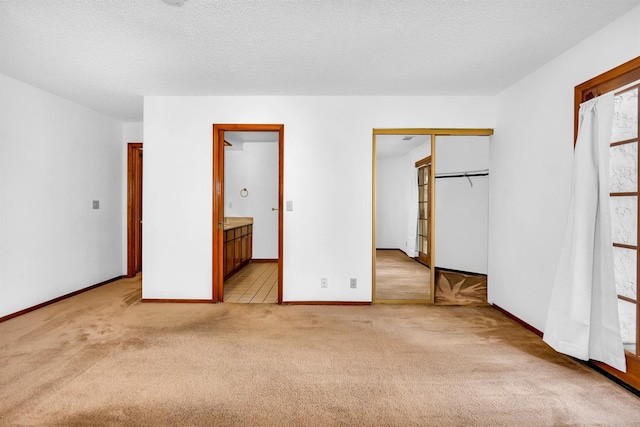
[223, 217, 253, 230]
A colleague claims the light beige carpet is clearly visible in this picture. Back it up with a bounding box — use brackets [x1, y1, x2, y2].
[375, 250, 430, 300]
[1, 275, 640, 426]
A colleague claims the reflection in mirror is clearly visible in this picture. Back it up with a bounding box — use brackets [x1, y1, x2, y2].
[416, 159, 432, 266]
[375, 134, 431, 301]
[434, 135, 490, 305]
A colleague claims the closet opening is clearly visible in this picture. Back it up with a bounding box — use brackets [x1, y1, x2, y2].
[372, 128, 493, 305]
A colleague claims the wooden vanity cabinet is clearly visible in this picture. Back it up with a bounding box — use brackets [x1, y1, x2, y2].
[224, 230, 235, 277]
[223, 224, 253, 279]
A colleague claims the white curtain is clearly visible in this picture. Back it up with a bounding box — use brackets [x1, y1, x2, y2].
[543, 93, 626, 372]
[403, 168, 419, 257]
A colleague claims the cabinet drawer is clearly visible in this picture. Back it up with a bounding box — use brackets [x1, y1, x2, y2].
[224, 230, 234, 242]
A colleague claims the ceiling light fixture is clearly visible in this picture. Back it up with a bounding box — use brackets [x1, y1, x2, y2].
[162, 0, 188, 6]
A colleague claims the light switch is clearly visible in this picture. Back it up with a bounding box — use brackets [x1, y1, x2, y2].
[93, 200, 100, 209]
[286, 201, 293, 211]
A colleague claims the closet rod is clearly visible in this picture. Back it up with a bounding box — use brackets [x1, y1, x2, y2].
[435, 168, 489, 179]
[435, 172, 489, 179]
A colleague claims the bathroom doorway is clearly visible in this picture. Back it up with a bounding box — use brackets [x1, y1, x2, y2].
[212, 124, 284, 303]
[222, 130, 279, 303]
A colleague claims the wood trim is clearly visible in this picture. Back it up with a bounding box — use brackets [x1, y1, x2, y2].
[618, 295, 637, 304]
[218, 124, 284, 132]
[373, 128, 494, 136]
[212, 126, 225, 302]
[492, 304, 640, 393]
[491, 304, 640, 394]
[574, 56, 640, 144]
[212, 124, 284, 304]
[372, 133, 378, 302]
[591, 355, 640, 393]
[0, 276, 124, 323]
[282, 301, 371, 306]
[610, 192, 638, 197]
[126, 142, 143, 278]
[610, 138, 638, 147]
[278, 126, 284, 305]
[251, 259, 278, 263]
[613, 243, 638, 250]
[418, 157, 432, 267]
[615, 82, 640, 96]
[429, 134, 436, 303]
[415, 155, 431, 168]
[492, 304, 544, 337]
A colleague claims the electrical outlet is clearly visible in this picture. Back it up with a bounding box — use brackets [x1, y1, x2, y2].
[92, 200, 100, 209]
[286, 200, 293, 211]
[350, 278, 357, 289]
[321, 278, 328, 288]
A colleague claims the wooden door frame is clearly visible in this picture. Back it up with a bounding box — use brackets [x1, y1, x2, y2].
[212, 124, 284, 303]
[415, 155, 432, 267]
[126, 142, 143, 278]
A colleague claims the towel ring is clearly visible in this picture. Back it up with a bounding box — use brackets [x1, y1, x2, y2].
[240, 188, 249, 198]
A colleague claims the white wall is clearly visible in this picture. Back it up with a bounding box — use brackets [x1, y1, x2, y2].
[376, 143, 430, 254]
[489, 6, 640, 331]
[143, 96, 495, 301]
[435, 136, 489, 274]
[122, 122, 143, 273]
[224, 142, 278, 259]
[376, 155, 405, 249]
[0, 73, 124, 317]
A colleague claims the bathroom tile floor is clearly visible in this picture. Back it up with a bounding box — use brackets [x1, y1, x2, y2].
[224, 262, 278, 303]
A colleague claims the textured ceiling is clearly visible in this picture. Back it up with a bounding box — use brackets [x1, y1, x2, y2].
[1, 0, 638, 122]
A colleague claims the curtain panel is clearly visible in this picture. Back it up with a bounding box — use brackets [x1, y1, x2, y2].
[543, 93, 626, 372]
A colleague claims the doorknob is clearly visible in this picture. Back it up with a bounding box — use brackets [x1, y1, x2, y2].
[218, 222, 224, 229]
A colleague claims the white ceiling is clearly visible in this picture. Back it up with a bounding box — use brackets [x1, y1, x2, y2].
[376, 135, 430, 159]
[1, 0, 638, 122]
